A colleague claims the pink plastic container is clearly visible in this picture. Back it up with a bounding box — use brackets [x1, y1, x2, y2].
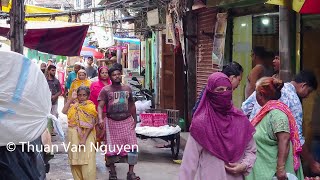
[152, 113, 168, 127]
[140, 113, 153, 127]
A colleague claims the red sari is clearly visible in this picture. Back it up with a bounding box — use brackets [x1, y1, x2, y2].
[89, 66, 111, 144]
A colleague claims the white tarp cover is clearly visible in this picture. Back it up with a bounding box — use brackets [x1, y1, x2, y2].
[0, 50, 50, 146]
[135, 123, 181, 137]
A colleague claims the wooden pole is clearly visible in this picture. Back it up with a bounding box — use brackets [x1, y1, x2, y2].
[184, 0, 196, 130]
[279, 0, 293, 82]
[9, 0, 25, 54]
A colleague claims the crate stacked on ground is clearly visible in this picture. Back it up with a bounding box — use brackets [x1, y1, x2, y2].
[139, 109, 180, 127]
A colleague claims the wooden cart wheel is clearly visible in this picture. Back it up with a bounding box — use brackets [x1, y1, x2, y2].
[171, 133, 180, 160]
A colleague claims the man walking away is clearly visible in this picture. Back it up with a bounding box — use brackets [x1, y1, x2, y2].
[85, 56, 97, 79]
[47, 65, 62, 134]
[98, 66, 140, 180]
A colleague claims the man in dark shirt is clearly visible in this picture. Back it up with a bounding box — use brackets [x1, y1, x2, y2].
[85, 56, 97, 79]
[47, 65, 62, 134]
[98, 66, 140, 180]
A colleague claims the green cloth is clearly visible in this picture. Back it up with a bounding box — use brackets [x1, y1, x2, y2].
[246, 109, 304, 180]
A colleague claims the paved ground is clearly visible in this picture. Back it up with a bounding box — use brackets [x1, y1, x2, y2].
[46, 97, 182, 180]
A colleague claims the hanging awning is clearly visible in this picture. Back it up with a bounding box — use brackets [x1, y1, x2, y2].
[0, 22, 89, 56]
[266, 0, 320, 14]
[206, 0, 266, 8]
[293, 0, 320, 14]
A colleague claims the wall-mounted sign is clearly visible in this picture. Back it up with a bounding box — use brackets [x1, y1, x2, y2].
[147, 9, 159, 26]
[92, 25, 114, 48]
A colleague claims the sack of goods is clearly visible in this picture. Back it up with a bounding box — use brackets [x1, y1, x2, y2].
[0, 51, 51, 146]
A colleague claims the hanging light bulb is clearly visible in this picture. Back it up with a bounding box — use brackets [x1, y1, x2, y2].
[262, 17, 270, 26]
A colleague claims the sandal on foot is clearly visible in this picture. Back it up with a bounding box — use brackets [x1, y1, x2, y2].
[155, 143, 171, 148]
[127, 172, 140, 180]
[105, 162, 116, 168]
[109, 171, 117, 180]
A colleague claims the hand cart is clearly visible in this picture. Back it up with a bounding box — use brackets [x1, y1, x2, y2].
[135, 109, 181, 159]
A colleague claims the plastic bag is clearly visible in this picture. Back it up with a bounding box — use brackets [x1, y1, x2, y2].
[0, 51, 51, 146]
[135, 100, 151, 114]
[272, 173, 298, 180]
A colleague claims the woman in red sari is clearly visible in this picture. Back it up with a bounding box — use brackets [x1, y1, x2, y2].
[89, 66, 111, 146]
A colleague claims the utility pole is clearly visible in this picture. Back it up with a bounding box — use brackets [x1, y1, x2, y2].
[9, 0, 25, 54]
[279, 0, 293, 82]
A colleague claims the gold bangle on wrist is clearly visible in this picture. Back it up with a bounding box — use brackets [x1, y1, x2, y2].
[276, 165, 285, 171]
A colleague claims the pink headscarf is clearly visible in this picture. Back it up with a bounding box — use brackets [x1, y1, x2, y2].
[89, 66, 111, 111]
[190, 72, 255, 163]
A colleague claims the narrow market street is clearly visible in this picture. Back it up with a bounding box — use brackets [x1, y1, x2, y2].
[46, 97, 181, 180]
[2, 0, 320, 179]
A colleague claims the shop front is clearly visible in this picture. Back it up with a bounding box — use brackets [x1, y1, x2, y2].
[229, 4, 280, 107]
[198, 1, 280, 107]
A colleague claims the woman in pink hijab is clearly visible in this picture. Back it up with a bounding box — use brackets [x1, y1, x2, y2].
[89, 66, 111, 145]
[179, 72, 256, 180]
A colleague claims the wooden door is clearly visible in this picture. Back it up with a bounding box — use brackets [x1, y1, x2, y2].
[160, 35, 175, 109]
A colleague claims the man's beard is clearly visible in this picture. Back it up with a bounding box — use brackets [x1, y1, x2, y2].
[41, 69, 45, 74]
[111, 81, 121, 85]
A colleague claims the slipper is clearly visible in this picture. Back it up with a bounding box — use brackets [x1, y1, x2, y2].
[155, 144, 171, 148]
[173, 160, 182, 164]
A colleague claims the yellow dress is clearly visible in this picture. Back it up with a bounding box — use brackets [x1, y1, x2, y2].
[67, 100, 97, 180]
[68, 79, 91, 99]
